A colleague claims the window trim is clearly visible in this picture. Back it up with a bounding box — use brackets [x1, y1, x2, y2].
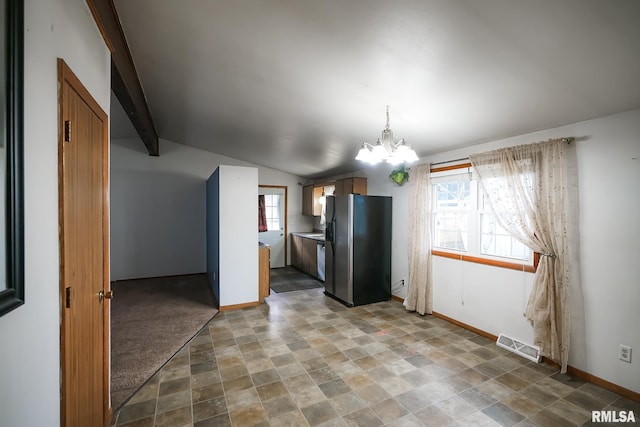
[430, 163, 539, 273]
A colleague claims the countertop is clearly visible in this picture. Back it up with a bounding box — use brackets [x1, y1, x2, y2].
[291, 231, 325, 242]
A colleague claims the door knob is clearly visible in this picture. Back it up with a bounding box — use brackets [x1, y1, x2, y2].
[98, 289, 114, 302]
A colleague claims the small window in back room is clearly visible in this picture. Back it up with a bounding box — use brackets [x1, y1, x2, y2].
[264, 194, 280, 231]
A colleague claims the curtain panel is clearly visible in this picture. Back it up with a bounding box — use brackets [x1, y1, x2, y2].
[469, 138, 576, 372]
[404, 163, 434, 315]
[258, 195, 267, 232]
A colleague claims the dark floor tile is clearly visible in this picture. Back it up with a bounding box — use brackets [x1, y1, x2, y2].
[608, 396, 640, 414]
[251, 368, 281, 386]
[495, 372, 529, 391]
[372, 398, 409, 423]
[519, 385, 559, 407]
[563, 388, 614, 412]
[469, 336, 495, 346]
[222, 375, 253, 393]
[529, 408, 576, 427]
[301, 400, 339, 426]
[158, 376, 191, 396]
[192, 382, 224, 403]
[457, 368, 490, 386]
[193, 395, 227, 423]
[117, 400, 157, 424]
[154, 406, 192, 426]
[301, 357, 329, 372]
[396, 389, 432, 412]
[413, 405, 454, 427]
[549, 372, 586, 389]
[406, 354, 432, 368]
[459, 387, 497, 410]
[256, 380, 288, 401]
[482, 402, 525, 425]
[194, 413, 232, 427]
[342, 407, 384, 427]
[117, 416, 155, 427]
[191, 359, 217, 375]
[308, 366, 339, 385]
[318, 378, 351, 398]
[229, 403, 268, 427]
[262, 395, 298, 419]
[271, 352, 297, 367]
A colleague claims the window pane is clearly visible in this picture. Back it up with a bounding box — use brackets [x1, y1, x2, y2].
[263, 194, 281, 231]
[480, 213, 529, 260]
[433, 177, 471, 251]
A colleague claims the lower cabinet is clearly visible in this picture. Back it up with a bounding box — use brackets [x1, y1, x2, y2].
[290, 234, 319, 279]
[303, 238, 318, 277]
[291, 235, 303, 269]
[259, 245, 270, 302]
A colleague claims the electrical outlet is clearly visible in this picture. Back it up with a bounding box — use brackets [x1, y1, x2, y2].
[619, 345, 632, 363]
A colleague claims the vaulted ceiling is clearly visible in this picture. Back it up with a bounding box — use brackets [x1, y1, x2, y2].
[110, 0, 640, 179]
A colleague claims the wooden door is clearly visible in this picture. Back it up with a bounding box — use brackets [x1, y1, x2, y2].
[58, 59, 111, 427]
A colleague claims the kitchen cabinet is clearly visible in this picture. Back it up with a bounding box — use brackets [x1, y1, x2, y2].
[259, 245, 270, 302]
[302, 185, 323, 216]
[334, 177, 367, 195]
[303, 237, 318, 277]
[291, 234, 303, 269]
[291, 234, 321, 279]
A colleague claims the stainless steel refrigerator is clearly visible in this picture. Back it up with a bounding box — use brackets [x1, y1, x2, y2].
[325, 194, 392, 306]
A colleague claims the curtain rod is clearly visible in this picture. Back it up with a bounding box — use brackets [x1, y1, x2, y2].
[429, 137, 576, 167]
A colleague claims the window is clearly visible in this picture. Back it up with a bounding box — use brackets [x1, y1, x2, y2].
[432, 166, 535, 271]
[263, 194, 281, 231]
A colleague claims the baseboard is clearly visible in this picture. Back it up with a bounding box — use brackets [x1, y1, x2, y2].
[431, 311, 499, 342]
[113, 272, 207, 282]
[220, 301, 261, 311]
[391, 295, 404, 304]
[390, 297, 639, 402]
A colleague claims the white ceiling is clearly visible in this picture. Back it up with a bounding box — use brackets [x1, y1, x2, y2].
[111, 0, 640, 179]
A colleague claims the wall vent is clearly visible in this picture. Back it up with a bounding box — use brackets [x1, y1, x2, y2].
[496, 333, 541, 363]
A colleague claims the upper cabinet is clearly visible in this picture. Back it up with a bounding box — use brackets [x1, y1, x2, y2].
[302, 178, 367, 216]
[302, 185, 323, 216]
[334, 177, 367, 196]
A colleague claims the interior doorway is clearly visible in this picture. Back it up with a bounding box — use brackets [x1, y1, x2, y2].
[258, 185, 287, 268]
[58, 59, 111, 426]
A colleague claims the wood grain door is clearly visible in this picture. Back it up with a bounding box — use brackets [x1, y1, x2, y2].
[58, 59, 111, 427]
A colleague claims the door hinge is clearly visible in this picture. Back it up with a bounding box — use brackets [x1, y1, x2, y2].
[64, 120, 71, 142]
[65, 287, 71, 308]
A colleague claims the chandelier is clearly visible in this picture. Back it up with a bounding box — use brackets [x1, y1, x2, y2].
[355, 106, 419, 165]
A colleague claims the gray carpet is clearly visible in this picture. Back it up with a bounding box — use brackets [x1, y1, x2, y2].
[270, 266, 324, 293]
[110, 274, 217, 410]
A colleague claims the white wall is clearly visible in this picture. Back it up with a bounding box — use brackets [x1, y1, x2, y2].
[218, 166, 259, 306]
[360, 109, 640, 393]
[0, 1, 111, 426]
[110, 138, 313, 280]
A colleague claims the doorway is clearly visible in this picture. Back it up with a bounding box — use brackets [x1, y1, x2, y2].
[258, 185, 287, 268]
[58, 59, 111, 426]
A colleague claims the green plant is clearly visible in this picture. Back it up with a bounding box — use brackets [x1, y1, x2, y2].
[389, 165, 409, 185]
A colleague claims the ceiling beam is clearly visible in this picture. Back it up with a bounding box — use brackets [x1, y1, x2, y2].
[86, 0, 159, 156]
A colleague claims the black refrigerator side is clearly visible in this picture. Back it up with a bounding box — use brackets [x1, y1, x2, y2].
[352, 195, 392, 306]
[324, 196, 336, 298]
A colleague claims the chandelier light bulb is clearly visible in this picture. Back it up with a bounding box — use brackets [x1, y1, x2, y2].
[355, 106, 418, 165]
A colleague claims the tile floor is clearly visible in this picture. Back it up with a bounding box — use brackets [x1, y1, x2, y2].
[111, 284, 639, 426]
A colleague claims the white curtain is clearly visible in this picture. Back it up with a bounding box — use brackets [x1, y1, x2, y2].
[469, 139, 575, 373]
[404, 163, 433, 315]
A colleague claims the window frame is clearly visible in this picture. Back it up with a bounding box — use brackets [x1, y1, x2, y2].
[430, 163, 539, 273]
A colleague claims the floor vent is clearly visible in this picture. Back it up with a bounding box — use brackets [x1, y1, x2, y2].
[496, 333, 541, 363]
